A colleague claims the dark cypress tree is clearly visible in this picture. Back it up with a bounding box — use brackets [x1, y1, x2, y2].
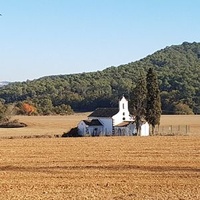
[129, 71, 147, 136]
[146, 68, 161, 135]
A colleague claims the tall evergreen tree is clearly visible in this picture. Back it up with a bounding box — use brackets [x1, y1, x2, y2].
[146, 68, 161, 135]
[129, 71, 147, 135]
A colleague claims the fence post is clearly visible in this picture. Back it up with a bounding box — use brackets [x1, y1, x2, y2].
[189, 125, 190, 133]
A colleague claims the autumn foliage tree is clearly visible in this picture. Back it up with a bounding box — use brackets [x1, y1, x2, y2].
[21, 103, 36, 115]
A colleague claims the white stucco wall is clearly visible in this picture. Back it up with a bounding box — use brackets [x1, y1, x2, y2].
[88, 126, 103, 136]
[112, 96, 132, 126]
[141, 122, 150, 136]
[77, 121, 103, 136]
[88, 117, 113, 136]
[114, 123, 137, 136]
[77, 121, 86, 136]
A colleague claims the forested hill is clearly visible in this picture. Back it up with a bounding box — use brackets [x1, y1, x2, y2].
[0, 41, 200, 115]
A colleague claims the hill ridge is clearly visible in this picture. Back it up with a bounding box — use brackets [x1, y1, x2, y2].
[0, 41, 200, 114]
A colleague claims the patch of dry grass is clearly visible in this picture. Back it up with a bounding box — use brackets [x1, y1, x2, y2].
[160, 115, 200, 135]
[0, 113, 89, 138]
[0, 137, 199, 199]
[0, 114, 199, 138]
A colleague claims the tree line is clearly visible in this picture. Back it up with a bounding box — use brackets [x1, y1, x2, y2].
[0, 41, 199, 115]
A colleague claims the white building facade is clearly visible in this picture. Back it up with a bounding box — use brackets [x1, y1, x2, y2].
[77, 96, 149, 136]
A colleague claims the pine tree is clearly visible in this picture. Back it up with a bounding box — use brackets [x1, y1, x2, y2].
[146, 68, 161, 135]
[130, 71, 147, 136]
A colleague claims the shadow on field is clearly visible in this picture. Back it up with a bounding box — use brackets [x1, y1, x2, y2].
[1, 164, 199, 173]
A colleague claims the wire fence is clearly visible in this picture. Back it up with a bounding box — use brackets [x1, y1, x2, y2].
[154, 125, 191, 136]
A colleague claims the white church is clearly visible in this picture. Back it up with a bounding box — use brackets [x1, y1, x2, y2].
[77, 96, 149, 136]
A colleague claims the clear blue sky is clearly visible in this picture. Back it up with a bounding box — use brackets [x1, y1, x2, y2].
[0, 0, 200, 81]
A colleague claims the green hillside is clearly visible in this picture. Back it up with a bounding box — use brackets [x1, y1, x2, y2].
[0, 42, 200, 114]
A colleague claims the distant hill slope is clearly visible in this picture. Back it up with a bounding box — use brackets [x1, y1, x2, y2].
[0, 42, 200, 114]
[0, 81, 9, 87]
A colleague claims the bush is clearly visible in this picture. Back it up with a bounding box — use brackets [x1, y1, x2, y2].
[0, 119, 27, 128]
[173, 103, 194, 115]
[62, 127, 81, 137]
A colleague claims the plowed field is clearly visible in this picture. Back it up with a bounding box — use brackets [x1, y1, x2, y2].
[0, 114, 200, 199]
[0, 136, 199, 199]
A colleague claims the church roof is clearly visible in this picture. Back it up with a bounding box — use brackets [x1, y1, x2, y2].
[83, 119, 103, 126]
[88, 108, 119, 118]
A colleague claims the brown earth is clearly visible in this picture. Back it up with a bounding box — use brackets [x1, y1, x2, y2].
[0, 136, 199, 199]
[0, 114, 199, 199]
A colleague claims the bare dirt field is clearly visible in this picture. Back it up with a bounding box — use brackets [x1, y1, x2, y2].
[0, 137, 199, 199]
[0, 114, 199, 199]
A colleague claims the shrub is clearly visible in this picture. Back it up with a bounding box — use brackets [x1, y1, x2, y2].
[173, 103, 194, 115]
[62, 127, 80, 137]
